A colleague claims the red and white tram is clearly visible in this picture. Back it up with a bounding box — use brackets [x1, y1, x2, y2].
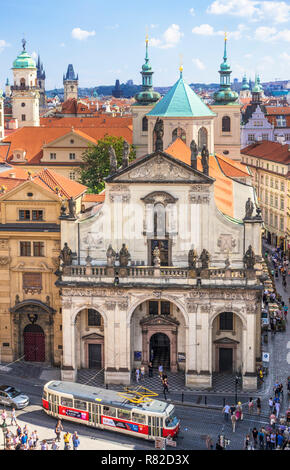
[42, 381, 180, 440]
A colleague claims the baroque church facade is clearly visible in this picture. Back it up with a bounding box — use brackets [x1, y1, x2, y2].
[58, 38, 263, 391]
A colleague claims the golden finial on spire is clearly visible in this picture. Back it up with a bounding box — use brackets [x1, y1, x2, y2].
[225, 31, 228, 41]
[145, 25, 149, 44]
[179, 53, 183, 74]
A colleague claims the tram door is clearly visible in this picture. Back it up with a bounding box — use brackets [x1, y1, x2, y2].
[89, 403, 100, 426]
[48, 393, 59, 416]
[148, 415, 163, 439]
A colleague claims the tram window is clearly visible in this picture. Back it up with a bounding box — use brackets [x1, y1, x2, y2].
[61, 397, 73, 407]
[103, 406, 117, 417]
[42, 391, 47, 401]
[118, 409, 131, 420]
[74, 400, 87, 411]
[132, 412, 146, 424]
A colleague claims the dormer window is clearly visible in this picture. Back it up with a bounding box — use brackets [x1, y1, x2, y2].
[12, 149, 26, 162]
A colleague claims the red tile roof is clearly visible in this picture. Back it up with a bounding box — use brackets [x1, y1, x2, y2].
[40, 116, 132, 128]
[241, 140, 290, 164]
[82, 193, 105, 203]
[33, 168, 87, 199]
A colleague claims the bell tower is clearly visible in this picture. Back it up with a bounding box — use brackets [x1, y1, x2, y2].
[11, 39, 40, 127]
[63, 64, 78, 101]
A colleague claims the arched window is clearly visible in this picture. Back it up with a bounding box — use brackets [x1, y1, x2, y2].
[20, 78, 26, 88]
[87, 309, 103, 327]
[172, 127, 186, 143]
[222, 116, 231, 132]
[219, 312, 233, 331]
[142, 116, 148, 132]
[198, 127, 208, 151]
[154, 203, 166, 237]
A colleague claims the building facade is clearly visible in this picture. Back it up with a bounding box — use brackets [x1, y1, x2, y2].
[241, 141, 290, 248]
[63, 65, 78, 102]
[58, 148, 263, 391]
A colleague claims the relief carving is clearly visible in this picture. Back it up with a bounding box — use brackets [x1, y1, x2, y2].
[0, 256, 10, 266]
[217, 234, 237, 252]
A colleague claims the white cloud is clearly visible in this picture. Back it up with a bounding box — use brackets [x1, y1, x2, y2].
[189, 7, 195, 16]
[0, 40, 10, 53]
[207, 0, 290, 24]
[150, 24, 184, 49]
[71, 27, 96, 40]
[255, 26, 290, 42]
[150, 24, 159, 29]
[192, 58, 205, 70]
[192, 24, 224, 36]
[31, 51, 38, 60]
[280, 52, 290, 61]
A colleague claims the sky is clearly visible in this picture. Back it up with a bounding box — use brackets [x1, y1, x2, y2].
[1, 0, 290, 89]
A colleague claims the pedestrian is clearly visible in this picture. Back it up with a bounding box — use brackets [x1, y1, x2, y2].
[28, 435, 34, 450]
[140, 366, 145, 381]
[259, 369, 264, 382]
[20, 432, 28, 449]
[222, 404, 230, 422]
[162, 376, 169, 399]
[231, 412, 237, 432]
[136, 368, 140, 383]
[256, 397, 261, 415]
[72, 432, 80, 450]
[51, 440, 59, 450]
[1, 409, 7, 425]
[10, 408, 17, 426]
[205, 435, 213, 450]
[252, 427, 258, 448]
[41, 440, 48, 450]
[31, 430, 38, 448]
[269, 397, 274, 413]
[270, 412, 276, 428]
[158, 364, 163, 379]
[55, 419, 63, 442]
[230, 404, 236, 416]
[270, 432, 276, 450]
[63, 431, 71, 450]
[248, 397, 254, 414]
[16, 424, 22, 437]
[258, 428, 265, 449]
[275, 401, 280, 418]
[244, 434, 250, 450]
[148, 361, 153, 378]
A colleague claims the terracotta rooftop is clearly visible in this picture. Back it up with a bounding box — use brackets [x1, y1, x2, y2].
[2, 125, 132, 165]
[40, 116, 132, 128]
[241, 140, 290, 164]
[82, 193, 106, 203]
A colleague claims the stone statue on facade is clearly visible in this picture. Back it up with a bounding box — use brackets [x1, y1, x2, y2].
[201, 145, 209, 176]
[60, 198, 67, 217]
[244, 198, 254, 219]
[122, 140, 130, 169]
[188, 248, 198, 268]
[68, 197, 76, 219]
[200, 249, 210, 269]
[243, 245, 256, 270]
[190, 140, 198, 170]
[109, 146, 117, 174]
[119, 243, 131, 267]
[153, 246, 161, 267]
[154, 118, 164, 152]
[59, 242, 73, 266]
[106, 244, 117, 267]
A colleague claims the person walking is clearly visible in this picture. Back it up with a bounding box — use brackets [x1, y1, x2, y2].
[55, 419, 63, 442]
[158, 364, 163, 379]
[258, 428, 265, 450]
[136, 368, 140, 383]
[222, 404, 230, 422]
[63, 431, 71, 450]
[10, 408, 17, 426]
[41, 440, 48, 450]
[140, 366, 145, 381]
[248, 397, 254, 414]
[31, 430, 38, 449]
[252, 427, 258, 448]
[205, 435, 213, 450]
[269, 397, 274, 413]
[51, 440, 59, 450]
[231, 412, 237, 433]
[1, 409, 7, 425]
[275, 401, 280, 418]
[72, 432, 80, 450]
[162, 376, 169, 399]
[148, 361, 153, 378]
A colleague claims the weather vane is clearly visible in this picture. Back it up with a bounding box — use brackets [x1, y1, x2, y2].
[22, 36, 26, 51]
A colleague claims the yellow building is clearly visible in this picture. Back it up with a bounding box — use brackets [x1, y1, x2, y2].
[0, 168, 86, 365]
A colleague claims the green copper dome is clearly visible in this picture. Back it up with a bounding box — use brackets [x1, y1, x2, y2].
[13, 50, 36, 69]
[134, 37, 160, 106]
[213, 36, 239, 105]
[242, 74, 250, 90]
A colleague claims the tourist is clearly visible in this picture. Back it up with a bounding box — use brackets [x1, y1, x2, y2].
[222, 404, 230, 422]
[72, 432, 80, 450]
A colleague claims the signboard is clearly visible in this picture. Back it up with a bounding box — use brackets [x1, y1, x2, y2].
[166, 437, 177, 447]
[155, 437, 166, 450]
[23, 272, 42, 289]
[262, 352, 270, 362]
[134, 351, 142, 361]
[178, 353, 186, 362]
[59, 406, 89, 421]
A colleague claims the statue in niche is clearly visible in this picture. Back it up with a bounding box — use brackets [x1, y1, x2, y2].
[153, 246, 161, 267]
[109, 146, 117, 174]
[119, 244, 131, 267]
[122, 140, 130, 169]
[188, 248, 198, 268]
[190, 140, 198, 170]
[68, 197, 76, 219]
[200, 249, 210, 269]
[59, 243, 73, 266]
[154, 118, 164, 152]
[60, 199, 67, 217]
[245, 198, 254, 219]
[106, 244, 117, 267]
[201, 145, 209, 176]
[243, 245, 255, 270]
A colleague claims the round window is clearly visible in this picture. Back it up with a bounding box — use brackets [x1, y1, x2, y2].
[223, 150, 229, 155]
[21, 102, 26, 107]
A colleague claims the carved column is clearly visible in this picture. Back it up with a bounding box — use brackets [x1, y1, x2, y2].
[61, 303, 77, 382]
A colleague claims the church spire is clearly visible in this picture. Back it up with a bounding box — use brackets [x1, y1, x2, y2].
[134, 35, 160, 105]
[213, 34, 238, 105]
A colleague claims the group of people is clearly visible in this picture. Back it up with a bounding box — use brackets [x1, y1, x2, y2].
[244, 426, 290, 450]
[1, 409, 80, 450]
[222, 398, 260, 433]
[266, 247, 289, 289]
[262, 287, 288, 335]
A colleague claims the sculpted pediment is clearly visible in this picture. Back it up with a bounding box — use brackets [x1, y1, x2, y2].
[106, 151, 214, 184]
[140, 314, 180, 327]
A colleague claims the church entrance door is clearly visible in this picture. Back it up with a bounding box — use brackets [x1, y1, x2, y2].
[150, 333, 170, 369]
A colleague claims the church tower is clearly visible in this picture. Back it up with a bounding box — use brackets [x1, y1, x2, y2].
[0, 89, 4, 140]
[239, 74, 252, 99]
[37, 55, 46, 107]
[63, 64, 78, 101]
[11, 39, 40, 127]
[211, 34, 241, 161]
[132, 36, 161, 158]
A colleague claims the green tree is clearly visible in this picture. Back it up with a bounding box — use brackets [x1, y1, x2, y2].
[79, 135, 135, 194]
